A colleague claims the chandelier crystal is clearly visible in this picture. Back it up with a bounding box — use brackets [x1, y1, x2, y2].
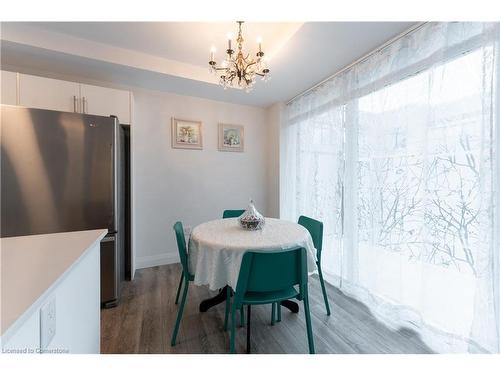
[208, 21, 270, 92]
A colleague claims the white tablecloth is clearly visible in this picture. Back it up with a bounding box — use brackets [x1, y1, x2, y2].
[188, 218, 317, 290]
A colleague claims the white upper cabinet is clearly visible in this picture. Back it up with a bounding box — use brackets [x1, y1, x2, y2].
[19, 74, 80, 113]
[1, 70, 18, 105]
[11, 73, 131, 123]
[80, 84, 130, 124]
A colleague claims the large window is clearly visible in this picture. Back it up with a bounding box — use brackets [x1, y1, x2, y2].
[355, 48, 493, 340]
[282, 23, 500, 353]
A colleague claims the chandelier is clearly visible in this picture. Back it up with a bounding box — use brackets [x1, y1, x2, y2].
[208, 21, 270, 92]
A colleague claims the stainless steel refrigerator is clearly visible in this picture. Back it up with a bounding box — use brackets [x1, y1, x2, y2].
[1, 104, 124, 307]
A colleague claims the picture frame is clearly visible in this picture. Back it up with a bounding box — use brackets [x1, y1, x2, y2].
[171, 118, 203, 150]
[218, 123, 244, 152]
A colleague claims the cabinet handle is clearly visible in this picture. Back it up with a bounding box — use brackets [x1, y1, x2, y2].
[73, 96, 78, 112]
[82, 97, 87, 114]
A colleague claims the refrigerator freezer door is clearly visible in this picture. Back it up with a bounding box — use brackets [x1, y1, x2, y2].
[1, 105, 116, 237]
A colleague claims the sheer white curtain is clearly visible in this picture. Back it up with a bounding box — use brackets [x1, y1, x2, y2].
[282, 22, 500, 353]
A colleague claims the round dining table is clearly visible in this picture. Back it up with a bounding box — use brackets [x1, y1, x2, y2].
[188, 217, 317, 313]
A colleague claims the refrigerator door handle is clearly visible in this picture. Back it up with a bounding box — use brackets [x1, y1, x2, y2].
[73, 96, 78, 112]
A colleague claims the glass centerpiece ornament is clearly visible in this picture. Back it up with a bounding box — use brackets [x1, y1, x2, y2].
[238, 199, 265, 230]
[208, 21, 271, 93]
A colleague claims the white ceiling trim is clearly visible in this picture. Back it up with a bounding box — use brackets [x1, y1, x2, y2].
[1, 23, 218, 85]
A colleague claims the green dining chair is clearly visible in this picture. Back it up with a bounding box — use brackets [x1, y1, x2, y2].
[273, 215, 331, 323]
[298, 215, 331, 316]
[222, 209, 245, 219]
[173, 223, 189, 308]
[171, 221, 194, 346]
[229, 247, 315, 354]
[172, 221, 233, 345]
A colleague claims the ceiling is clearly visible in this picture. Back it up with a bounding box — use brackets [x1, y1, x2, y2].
[26, 22, 303, 66]
[0, 22, 416, 107]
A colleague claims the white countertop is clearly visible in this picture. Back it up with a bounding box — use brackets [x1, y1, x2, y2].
[0, 229, 107, 337]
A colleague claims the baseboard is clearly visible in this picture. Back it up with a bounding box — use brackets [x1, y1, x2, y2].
[136, 252, 179, 269]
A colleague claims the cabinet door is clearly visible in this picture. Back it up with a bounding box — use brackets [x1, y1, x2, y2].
[80, 84, 130, 124]
[1, 70, 17, 105]
[19, 74, 80, 113]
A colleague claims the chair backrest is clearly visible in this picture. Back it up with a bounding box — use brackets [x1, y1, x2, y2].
[298, 215, 323, 260]
[222, 209, 245, 219]
[173, 221, 189, 277]
[233, 247, 308, 307]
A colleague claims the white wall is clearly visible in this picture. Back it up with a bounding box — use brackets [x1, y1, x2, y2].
[132, 89, 269, 268]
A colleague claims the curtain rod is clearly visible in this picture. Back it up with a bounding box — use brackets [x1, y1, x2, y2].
[286, 22, 429, 105]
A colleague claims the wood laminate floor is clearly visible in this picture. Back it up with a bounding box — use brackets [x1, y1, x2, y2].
[101, 264, 434, 354]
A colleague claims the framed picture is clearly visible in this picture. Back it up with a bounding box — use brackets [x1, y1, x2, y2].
[171, 118, 203, 150]
[218, 123, 244, 152]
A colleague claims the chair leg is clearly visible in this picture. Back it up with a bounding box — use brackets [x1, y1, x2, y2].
[224, 286, 231, 331]
[171, 278, 189, 346]
[174, 272, 184, 305]
[277, 302, 282, 322]
[317, 264, 331, 316]
[271, 302, 276, 326]
[246, 305, 251, 354]
[230, 305, 237, 354]
[240, 306, 245, 327]
[303, 293, 315, 354]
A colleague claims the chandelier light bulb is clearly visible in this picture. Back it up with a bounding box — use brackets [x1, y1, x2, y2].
[226, 32, 233, 50]
[209, 46, 216, 63]
[257, 37, 262, 53]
